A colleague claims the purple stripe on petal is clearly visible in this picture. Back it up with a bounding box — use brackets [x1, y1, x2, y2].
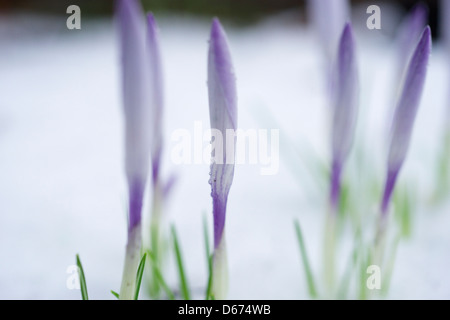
[388, 26, 431, 173]
[329, 160, 342, 211]
[329, 23, 359, 210]
[162, 172, 178, 199]
[396, 4, 428, 68]
[152, 157, 161, 186]
[128, 178, 145, 232]
[213, 195, 227, 248]
[207, 18, 237, 248]
[381, 169, 399, 216]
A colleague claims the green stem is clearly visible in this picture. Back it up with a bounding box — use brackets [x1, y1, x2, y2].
[147, 250, 176, 300]
[294, 220, 318, 299]
[76, 254, 88, 300]
[211, 234, 228, 300]
[323, 210, 337, 298]
[203, 214, 213, 300]
[373, 215, 388, 267]
[147, 183, 165, 299]
[172, 225, 191, 300]
[134, 253, 147, 300]
[358, 249, 369, 300]
[436, 130, 450, 200]
[366, 215, 388, 300]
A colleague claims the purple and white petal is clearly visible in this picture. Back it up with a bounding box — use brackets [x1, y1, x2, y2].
[329, 23, 359, 209]
[394, 4, 428, 94]
[116, 0, 151, 299]
[382, 26, 432, 215]
[117, 0, 152, 221]
[208, 18, 237, 248]
[147, 12, 165, 185]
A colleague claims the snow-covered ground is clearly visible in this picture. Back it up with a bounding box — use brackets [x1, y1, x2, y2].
[0, 4, 449, 299]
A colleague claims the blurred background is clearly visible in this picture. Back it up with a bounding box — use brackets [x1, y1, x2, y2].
[0, 0, 449, 300]
[0, 0, 442, 32]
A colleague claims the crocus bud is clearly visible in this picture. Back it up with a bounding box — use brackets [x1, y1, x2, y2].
[116, 0, 152, 299]
[382, 26, 432, 215]
[394, 4, 428, 100]
[207, 18, 237, 300]
[329, 23, 359, 210]
[146, 12, 164, 186]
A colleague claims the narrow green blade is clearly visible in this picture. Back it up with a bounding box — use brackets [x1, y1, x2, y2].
[149, 221, 161, 298]
[171, 225, 191, 300]
[205, 255, 214, 300]
[111, 290, 120, 299]
[134, 253, 147, 300]
[294, 220, 318, 299]
[76, 254, 88, 300]
[358, 249, 369, 300]
[203, 214, 214, 300]
[203, 214, 212, 273]
[147, 250, 175, 300]
[394, 186, 412, 238]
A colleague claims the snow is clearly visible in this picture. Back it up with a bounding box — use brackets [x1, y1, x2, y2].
[0, 7, 449, 300]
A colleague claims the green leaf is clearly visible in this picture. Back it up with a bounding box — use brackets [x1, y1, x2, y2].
[203, 213, 212, 274]
[203, 214, 214, 300]
[338, 180, 350, 219]
[76, 254, 88, 300]
[394, 185, 413, 238]
[147, 250, 175, 300]
[294, 220, 318, 299]
[205, 255, 214, 300]
[149, 221, 161, 298]
[111, 290, 120, 299]
[134, 253, 147, 300]
[358, 249, 370, 300]
[171, 225, 191, 300]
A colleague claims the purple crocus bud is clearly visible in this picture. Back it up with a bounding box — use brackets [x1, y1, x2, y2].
[329, 23, 359, 211]
[394, 4, 428, 97]
[307, 0, 350, 71]
[116, 0, 151, 300]
[381, 26, 432, 216]
[146, 12, 164, 186]
[207, 18, 237, 300]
